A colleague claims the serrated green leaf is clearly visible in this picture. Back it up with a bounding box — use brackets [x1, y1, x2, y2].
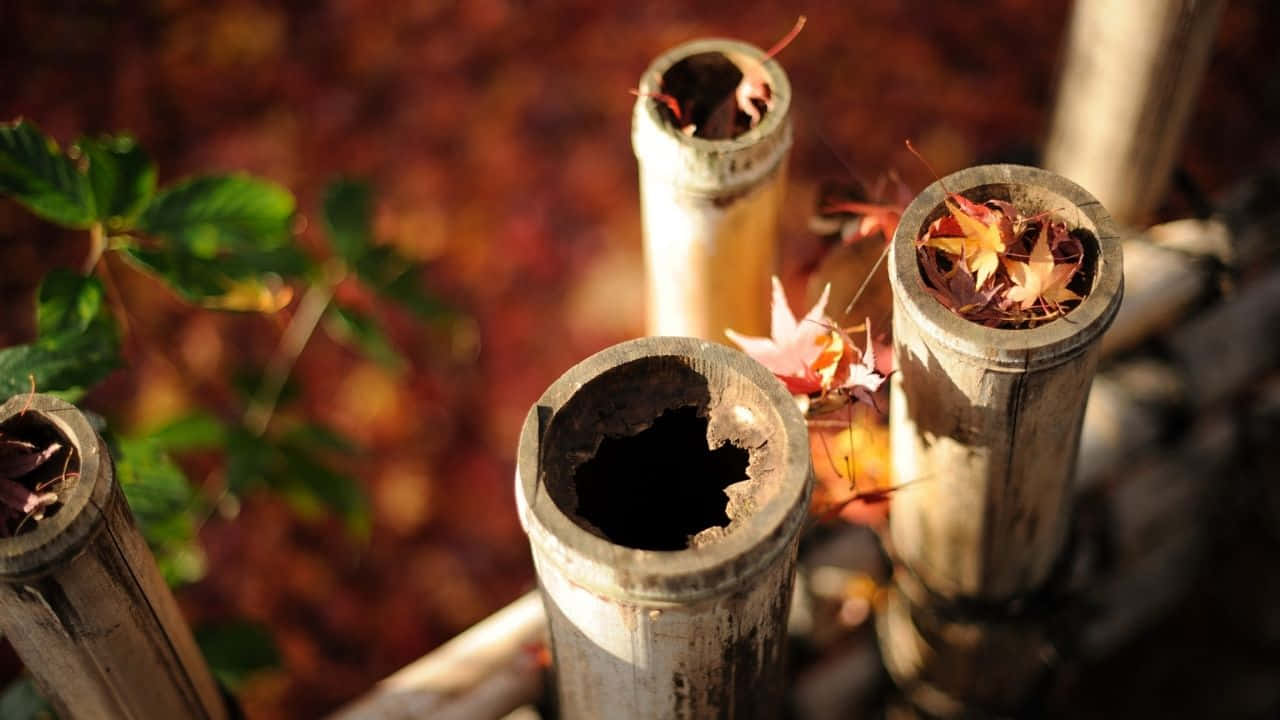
[121, 244, 302, 312]
[0, 274, 118, 401]
[36, 269, 107, 337]
[144, 412, 228, 452]
[139, 174, 295, 255]
[324, 305, 406, 371]
[0, 676, 56, 720]
[80, 134, 156, 229]
[225, 424, 369, 539]
[0, 119, 94, 227]
[112, 435, 198, 542]
[195, 621, 281, 691]
[322, 178, 373, 265]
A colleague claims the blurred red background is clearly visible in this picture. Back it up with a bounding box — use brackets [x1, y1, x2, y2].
[2, 1, 1278, 717]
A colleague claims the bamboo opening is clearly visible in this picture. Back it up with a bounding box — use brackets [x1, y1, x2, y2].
[573, 405, 747, 551]
[0, 411, 77, 534]
[914, 183, 1102, 323]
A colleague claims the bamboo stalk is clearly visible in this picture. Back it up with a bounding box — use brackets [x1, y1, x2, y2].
[633, 39, 792, 340]
[1043, 0, 1225, 225]
[881, 165, 1123, 715]
[516, 337, 812, 719]
[0, 394, 227, 720]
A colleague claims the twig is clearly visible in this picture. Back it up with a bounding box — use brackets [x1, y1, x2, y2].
[83, 222, 107, 275]
[243, 261, 345, 436]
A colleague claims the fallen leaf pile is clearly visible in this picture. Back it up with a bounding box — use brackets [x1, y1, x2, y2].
[918, 196, 1087, 328]
[0, 432, 72, 534]
[726, 276, 886, 417]
[633, 16, 805, 139]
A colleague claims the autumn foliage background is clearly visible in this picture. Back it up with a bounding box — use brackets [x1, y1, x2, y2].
[2, 1, 1279, 717]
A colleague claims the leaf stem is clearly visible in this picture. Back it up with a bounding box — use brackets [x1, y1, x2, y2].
[243, 260, 345, 436]
[83, 222, 106, 275]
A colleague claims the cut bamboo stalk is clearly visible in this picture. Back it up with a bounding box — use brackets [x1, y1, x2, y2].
[0, 394, 227, 720]
[633, 39, 792, 340]
[516, 337, 812, 719]
[882, 165, 1123, 715]
[329, 590, 546, 720]
[1043, 0, 1225, 225]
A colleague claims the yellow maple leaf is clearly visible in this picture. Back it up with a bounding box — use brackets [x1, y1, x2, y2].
[1003, 224, 1081, 310]
[924, 199, 1008, 288]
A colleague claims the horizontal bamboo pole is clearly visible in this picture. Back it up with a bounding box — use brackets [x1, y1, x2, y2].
[0, 394, 227, 720]
[329, 590, 546, 720]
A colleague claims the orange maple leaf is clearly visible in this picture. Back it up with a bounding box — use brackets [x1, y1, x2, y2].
[923, 195, 1010, 288]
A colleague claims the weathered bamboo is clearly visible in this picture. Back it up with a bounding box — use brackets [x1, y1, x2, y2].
[0, 394, 227, 720]
[882, 165, 1123, 715]
[1043, 0, 1225, 225]
[633, 39, 792, 340]
[516, 337, 812, 719]
[329, 590, 546, 720]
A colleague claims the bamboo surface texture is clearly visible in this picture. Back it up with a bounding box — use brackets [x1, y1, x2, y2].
[517, 337, 812, 719]
[633, 39, 791, 341]
[881, 165, 1123, 716]
[1044, 0, 1225, 225]
[0, 394, 227, 720]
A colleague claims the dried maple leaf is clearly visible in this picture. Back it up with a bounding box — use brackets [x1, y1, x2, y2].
[918, 246, 1000, 315]
[725, 276, 841, 396]
[922, 195, 1011, 288]
[1003, 223, 1081, 310]
[840, 322, 887, 406]
[722, 16, 806, 130]
[0, 437, 63, 526]
[819, 200, 903, 246]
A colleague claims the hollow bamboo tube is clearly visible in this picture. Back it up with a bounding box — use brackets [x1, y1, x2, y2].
[0, 394, 227, 720]
[516, 337, 812, 719]
[1043, 0, 1225, 225]
[881, 165, 1123, 715]
[632, 39, 792, 340]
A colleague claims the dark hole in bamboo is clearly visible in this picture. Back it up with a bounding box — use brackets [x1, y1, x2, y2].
[659, 52, 762, 140]
[0, 412, 77, 535]
[572, 405, 748, 551]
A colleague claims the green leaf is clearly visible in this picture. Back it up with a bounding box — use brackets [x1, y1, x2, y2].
[195, 621, 281, 691]
[0, 273, 118, 401]
[324, 305, 406, 371]
[36, 269, 107, 336]
[0, 119, 94, 227]
[0, 677, 56, 720]
[225, 424, 369, 539]
[111, 433, 205, 585]
[144, 412, 228, 452]
[121, 244, 302, 313]
[354, 247, 450, 320]
[112, 435, 198, 544]
[80, 135, 156, 229]
[322, 178, 373, 265]
[138, 174, 295, 256]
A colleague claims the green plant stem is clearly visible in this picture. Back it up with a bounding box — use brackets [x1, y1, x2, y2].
[243, 261, 345, 436]
[83, 222, 106, 275]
